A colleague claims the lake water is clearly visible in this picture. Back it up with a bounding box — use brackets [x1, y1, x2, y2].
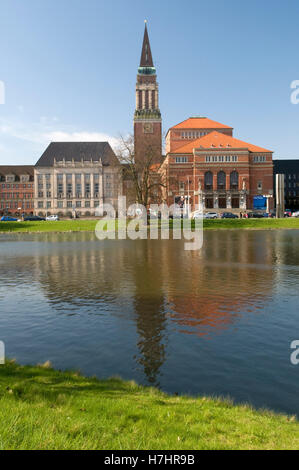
[0, 230, 298, 415]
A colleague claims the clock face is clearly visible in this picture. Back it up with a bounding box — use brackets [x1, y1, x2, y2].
[143, 122, 153, 134]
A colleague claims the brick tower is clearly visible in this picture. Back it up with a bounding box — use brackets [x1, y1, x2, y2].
[134, 21, 162, 165]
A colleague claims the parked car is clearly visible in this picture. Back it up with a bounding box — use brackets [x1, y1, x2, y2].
[24, 215, 46, 221]
[204, 212, 218, 219]
[292, 211, 299, 218]
[247, 212, 265, 218]
[46, 215, 59, 221]
[284, 209, 292, 218]
[191, 210, 204, 219]
[0, 216, 18, 222]
[221, 212, 238, 219]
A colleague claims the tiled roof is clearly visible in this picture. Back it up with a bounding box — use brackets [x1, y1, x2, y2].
[171, 131, 272, 154]
[0, 165, 34, 176]
[169, 117, 233, 131]
[35, 142, 118, 167]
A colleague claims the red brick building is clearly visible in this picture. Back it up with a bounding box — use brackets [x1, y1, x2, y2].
[159, 117, 274, 213]
[0, 166, 34, 216]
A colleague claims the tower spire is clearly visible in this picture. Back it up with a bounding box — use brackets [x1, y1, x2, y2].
[139, 21, 154, 68]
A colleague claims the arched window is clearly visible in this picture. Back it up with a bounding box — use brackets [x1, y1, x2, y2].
[204, 171, 213, 190]
[217, 171, 226, 190]
[230, 171, 239, 190]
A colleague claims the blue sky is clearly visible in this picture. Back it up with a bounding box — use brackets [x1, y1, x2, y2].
[1, 0, 299, 164]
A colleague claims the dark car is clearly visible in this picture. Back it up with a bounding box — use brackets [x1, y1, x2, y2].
[247, 212, 265, 218]
[221, 212, 239, 219]
[0, 216, 18, 222]
[24, 215, 46, 221]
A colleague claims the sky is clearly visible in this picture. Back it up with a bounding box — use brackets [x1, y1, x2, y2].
[1, 0, 299, 165]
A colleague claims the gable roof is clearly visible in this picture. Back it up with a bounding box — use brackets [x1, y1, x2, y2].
[35, 142, 118, 167]
[168, 117, 233, 132]
[171, 131, 272, 154]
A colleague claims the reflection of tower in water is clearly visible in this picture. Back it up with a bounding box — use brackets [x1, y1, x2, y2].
[132, 242, 167, 387]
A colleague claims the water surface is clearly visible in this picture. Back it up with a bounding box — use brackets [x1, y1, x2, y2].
[0, 230, 298, 415]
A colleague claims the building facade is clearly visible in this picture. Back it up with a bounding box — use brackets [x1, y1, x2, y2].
[34, 142, 121, 217]
[273, 159, 299, 210]
[134, 22, 162, 166]
[0, 166, 34, 216]
[159, 117, 274, 213]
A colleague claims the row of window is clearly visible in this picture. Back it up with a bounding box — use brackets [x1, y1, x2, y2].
[37, 173, 109, 182]
[253, 156, 267, 162]
[175, 155, 239, 163]
[0, 193, 33, 199]
[1, 184, 32, 189]
[285, 174, 298, 180]
[37, 200, 96, 209]
[1, 176, 31, 183]
[0, 202, 33, 209]
[206, 155, 238, 163]
[181, 131, 208, 139]
[204, 171, 239, 190]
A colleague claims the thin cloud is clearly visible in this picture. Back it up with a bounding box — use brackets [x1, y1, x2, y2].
[0, 117, 119, 150]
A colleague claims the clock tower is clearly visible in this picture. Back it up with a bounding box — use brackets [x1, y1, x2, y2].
[134, 21, 162, 165]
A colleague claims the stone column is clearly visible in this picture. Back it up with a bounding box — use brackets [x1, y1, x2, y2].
[155, 90, 158, 109]
[52, 172, 56, 210]
[63, 173, 66, 197]
[226, 173, 230, 191]
[226, 193, 232, 209]
[81, 174, 85, 197]
[72, 173, 76, 198]
[213, 173, 217, 191]
[90, 173, 94, 208]
[100, 171, 104, 202]
[213, 193, 219, 209]
[34, 170, 38, 214]
[149, 87, 152, 108]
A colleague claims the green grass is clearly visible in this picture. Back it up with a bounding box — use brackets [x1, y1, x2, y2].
[0, 361, 298, 450]
[1, 218, 299, 233]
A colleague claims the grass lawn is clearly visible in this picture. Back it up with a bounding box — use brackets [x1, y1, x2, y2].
[0, 361, 298, 450]
[0, 217, 299, 233]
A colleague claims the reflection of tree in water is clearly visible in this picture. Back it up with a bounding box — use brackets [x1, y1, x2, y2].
[132, 242, 167, 387]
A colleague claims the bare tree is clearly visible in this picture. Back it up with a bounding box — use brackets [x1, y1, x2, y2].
[116, 134, 166, 208]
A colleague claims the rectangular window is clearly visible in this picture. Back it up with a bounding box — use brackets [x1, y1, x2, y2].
[38, 201, 43, 209]
[76, 201, 81, 208]
[57, 201, 63, 208]
[46, 201, 51, 209]
[175, 157, 188, 163]
[85, 201, 90, 208]
[67, 201, 72, 208]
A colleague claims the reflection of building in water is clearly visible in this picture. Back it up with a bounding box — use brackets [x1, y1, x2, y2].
[33, 235, 167, 387]
[158, 231, 275, 337]
[30, 231, 278, 382]
[131, 242, 166, 386]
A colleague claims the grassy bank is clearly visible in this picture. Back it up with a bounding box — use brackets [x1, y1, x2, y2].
[0, 217, 299, 233]
[0, 361, 298, 450]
